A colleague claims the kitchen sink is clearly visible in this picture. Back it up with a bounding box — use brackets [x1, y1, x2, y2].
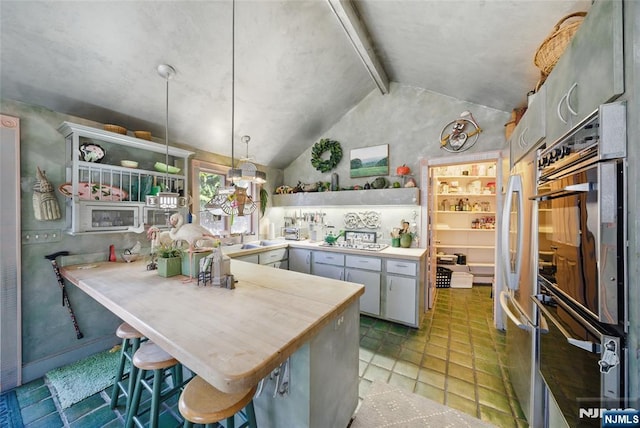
[239, 240, 285, 250]
[259, 240, 285, 246]
[240, 243, 261, 249]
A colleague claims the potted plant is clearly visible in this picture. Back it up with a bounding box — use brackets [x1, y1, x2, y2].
[156, 245, 182, 278]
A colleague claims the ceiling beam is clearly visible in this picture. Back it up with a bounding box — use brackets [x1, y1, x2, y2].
[326, 0, 390, 95]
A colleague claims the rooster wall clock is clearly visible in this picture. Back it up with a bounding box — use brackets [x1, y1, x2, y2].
[439, 111, 482, 153]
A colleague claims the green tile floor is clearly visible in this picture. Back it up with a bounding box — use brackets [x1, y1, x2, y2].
[12, 286, 527, 427]
[358, 286, 528, 427]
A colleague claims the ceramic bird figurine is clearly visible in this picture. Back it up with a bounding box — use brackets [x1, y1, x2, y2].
[168, 213, 218, 280]
[33, 167, 61, 221]
[147, 226, 173, 254]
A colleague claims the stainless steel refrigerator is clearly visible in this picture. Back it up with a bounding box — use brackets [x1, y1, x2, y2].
[500, 139, 544, 427]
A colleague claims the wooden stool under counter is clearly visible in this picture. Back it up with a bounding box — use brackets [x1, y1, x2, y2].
[126, 341, 189, 428]
[110, 322, 145, 412]
[179, 376, 258, 428]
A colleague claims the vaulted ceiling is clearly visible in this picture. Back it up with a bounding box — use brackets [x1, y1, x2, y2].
[1, 0, 590, 168]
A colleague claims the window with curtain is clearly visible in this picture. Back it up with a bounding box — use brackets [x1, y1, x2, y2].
[191, 160, 256, 237]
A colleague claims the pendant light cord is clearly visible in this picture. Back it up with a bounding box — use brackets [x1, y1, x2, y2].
[230, 0, 235, 170]
[165, 75, 170, 190]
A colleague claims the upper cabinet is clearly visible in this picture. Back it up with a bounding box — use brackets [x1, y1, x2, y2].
[58, 122, 194, 234]
[544, 0, 623, 145]
[272, 187, 419, 207]
[509, 85, 546, 168]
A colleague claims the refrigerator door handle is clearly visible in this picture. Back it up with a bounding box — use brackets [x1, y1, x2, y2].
[499, 291, 528, 330]
[501, 175, 523, 290]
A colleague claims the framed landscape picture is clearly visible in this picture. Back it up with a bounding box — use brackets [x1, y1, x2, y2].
[350, 144, 389, 178]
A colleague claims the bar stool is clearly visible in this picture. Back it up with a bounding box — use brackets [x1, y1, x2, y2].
[179, 376, 257, 428]
[126, 341, 188, 428]
[110, 322, 144, 411]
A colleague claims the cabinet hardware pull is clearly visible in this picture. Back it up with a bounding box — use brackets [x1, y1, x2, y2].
[557, 93, 568, 124]
[305, 254, 310, 264]
[519, 127, 529, 148]
[566, 82, 578, 116]
[389, 280, 393, 291]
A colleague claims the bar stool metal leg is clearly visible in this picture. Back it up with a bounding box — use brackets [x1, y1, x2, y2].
[126, 341, 190, 428]
[111, 323, 144, 412]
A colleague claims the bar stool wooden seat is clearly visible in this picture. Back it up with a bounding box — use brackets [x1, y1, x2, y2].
[179, 376, 257, 428]
[126, 341, 188, 428]
[111, 322, 144, 411]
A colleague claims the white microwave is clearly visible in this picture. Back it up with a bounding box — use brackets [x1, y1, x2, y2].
[77, 202, 143, 233]
[143, 206, 188, 229]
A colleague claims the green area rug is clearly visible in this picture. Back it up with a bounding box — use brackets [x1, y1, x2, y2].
[45, 348, 122, 409]
[0, 390, 23, 428]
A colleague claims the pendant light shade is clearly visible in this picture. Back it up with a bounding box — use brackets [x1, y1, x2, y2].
[229, 136, 267, 184]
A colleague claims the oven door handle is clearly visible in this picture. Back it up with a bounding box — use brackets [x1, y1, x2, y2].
[530, 182, 596, 201]
[499, 291, 528, 330]
[532, 296, 601, 354]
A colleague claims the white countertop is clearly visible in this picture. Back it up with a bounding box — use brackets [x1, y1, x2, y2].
[289, 240, 427, 260]
[222, 239, 427, 260]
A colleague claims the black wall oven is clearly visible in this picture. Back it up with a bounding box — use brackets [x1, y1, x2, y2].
[534, 102, 627, 426]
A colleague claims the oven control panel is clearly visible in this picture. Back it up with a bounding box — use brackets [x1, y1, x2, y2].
[538, 114, 599, 178]
[538, 102, 626, 182]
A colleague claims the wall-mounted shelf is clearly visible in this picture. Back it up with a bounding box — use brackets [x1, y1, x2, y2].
[58, 121, 194, 234]
[272, 187, 419, 207]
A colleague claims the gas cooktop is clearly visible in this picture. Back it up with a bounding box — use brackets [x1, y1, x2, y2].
[319, 242, 389, 252]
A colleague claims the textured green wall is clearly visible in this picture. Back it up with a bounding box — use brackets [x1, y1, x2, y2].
[1, 99, 145, 381]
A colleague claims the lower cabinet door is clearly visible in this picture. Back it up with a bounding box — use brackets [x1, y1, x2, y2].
[312, 263, 343, 280]
[346, 268, 381, 316]
[268, 260, 289, 270]
[385, 275, 416, 325]
[289, 248, 311, 273]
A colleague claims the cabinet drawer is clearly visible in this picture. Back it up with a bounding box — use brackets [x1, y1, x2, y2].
[313, 251, 344, 266]
[345, 255, 381, 271]
[259, 248, 288, 265]
[386, 259, 416, 276]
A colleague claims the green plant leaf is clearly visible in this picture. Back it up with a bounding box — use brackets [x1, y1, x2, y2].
[260, 187, 268, 218]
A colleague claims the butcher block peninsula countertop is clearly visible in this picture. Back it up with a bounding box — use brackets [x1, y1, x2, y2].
[60, 259, 364, 395]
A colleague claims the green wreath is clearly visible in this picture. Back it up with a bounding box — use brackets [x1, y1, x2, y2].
[311, 139, 342, 173]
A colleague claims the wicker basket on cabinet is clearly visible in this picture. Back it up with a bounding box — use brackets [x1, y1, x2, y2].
[533, 11, 587, 76]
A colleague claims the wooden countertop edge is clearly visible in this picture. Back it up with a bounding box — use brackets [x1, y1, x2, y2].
[219, 288, 362, 391]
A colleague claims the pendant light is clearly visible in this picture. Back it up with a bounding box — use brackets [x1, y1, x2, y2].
[145, 63, 185, 210]
[205, 0, 258, 216]
[229, 135, 267, 184]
